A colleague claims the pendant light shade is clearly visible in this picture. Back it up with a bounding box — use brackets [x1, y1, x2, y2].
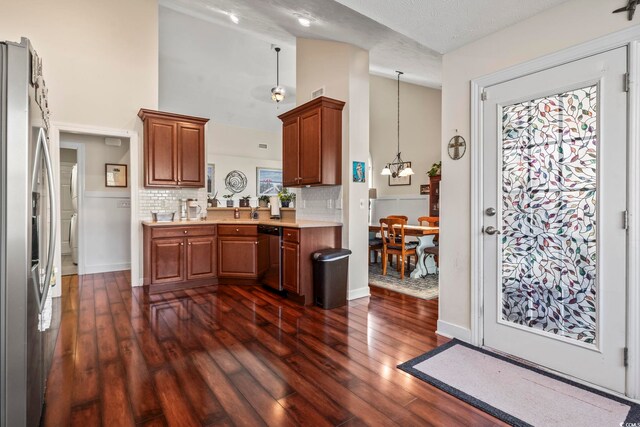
[271, 47, 285, 103]
[380, 71, 414, 177]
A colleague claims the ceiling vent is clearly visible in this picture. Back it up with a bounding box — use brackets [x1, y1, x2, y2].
[258, 143, 268, 149]
[104, 137, 122, 147]
[311, 87, 325, 99]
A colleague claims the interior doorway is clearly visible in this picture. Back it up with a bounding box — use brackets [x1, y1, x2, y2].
[59, 147, 78, 276]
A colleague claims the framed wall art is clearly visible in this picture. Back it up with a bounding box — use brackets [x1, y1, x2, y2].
[105, 163, 127, 188]
[256, 167, 283, 196]
[388, 162, 412, 186]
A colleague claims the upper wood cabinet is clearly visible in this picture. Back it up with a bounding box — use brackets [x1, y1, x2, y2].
[138, 109, 209, 188]
[278, 97, 345, 187]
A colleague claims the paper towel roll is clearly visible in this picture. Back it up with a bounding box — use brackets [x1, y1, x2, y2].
[269, 196, 280, 218]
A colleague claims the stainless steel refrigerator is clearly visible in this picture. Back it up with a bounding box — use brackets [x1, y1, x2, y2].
[0, 38, 58, 427]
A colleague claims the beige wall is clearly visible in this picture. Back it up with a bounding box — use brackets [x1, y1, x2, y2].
[439, 0, 636, 335]
[0, 0, 158, 130]
[370, 75, 441, 196]
[207, 123, 282, 199]
[61, 133, 130, 192]
[296, 38, 371, 299]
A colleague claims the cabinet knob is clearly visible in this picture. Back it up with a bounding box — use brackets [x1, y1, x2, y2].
[236, 228, 239, 232]
[188, 242, 192, 245]
[184, 230, 188, 234]
[287, 233, 291, 237]
[180, 242, 184, 246]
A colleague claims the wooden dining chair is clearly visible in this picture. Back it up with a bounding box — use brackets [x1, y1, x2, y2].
[418, 216, 440, 266]
[380, 218, 417, 279]
[368, 232, 382, 264]
[386, 215, 416, 268]
[417, 216, 439, 227]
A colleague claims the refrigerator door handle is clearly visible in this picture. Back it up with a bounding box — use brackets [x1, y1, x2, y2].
[40, 128, 57, 301]
[31, 128, 57, 312]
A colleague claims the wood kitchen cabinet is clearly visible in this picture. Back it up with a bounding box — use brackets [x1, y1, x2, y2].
[281, 226, 342, 305]
[282, 241, 300, 294]
[143, 224, 217, 292]
[429, 174, 441, 217]
[217, 225, 269, 279]
[278, 96, 345, 187]
[138, 109, 209, 188]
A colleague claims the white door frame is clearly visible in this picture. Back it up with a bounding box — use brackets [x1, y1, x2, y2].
[470, 26, 640, 399]
[58, 140, 85, 276]
[49, 122, 140, 297]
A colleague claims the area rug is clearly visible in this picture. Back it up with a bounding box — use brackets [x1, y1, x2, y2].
[398, 339, 640, 427]
[368, 263, 438, 300]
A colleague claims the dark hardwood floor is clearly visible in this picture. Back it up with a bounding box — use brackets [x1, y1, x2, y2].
[43, 272, 504, 426]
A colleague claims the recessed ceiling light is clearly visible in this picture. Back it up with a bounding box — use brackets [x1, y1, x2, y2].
[298, 17, 311, 27]
[229, 14, 239, 24]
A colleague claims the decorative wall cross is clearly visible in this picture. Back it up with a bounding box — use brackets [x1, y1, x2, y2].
[613, 0, 638, 20]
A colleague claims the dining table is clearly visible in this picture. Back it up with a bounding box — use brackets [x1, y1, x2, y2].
[368, 223, 440, 278]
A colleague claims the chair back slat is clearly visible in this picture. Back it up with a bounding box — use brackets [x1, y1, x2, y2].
[417, 216, 439, 227]
[380, 217, 406, 248]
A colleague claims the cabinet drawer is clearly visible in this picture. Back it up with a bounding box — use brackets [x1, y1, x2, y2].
[282, 227, 300, 243]
[218, 225, 257, 236]
[151, 225, 216, 239]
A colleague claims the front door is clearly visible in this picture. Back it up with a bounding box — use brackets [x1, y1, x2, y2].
[482, 47, 627, 393]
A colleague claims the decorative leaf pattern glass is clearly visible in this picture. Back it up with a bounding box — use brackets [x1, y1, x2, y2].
[501, 84, 597, 344]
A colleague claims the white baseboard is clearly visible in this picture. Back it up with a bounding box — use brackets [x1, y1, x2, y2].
[436, 319, 472, 343]
[348, 286, 370, 301]
[135, 277, 144, 287]
[83, 262, 131, 275]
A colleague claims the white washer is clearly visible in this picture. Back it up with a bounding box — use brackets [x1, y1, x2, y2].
[70, 213, 78, 265]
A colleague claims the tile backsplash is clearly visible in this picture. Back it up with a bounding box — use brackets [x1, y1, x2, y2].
[295, 186, 343, 223]
[138, 188, 207, 219]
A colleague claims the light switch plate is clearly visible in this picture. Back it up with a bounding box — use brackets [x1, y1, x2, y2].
[118, 199, 131, 208]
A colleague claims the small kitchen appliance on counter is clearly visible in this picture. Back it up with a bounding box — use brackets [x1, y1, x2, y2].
[187, 199, 201, 221]
[179, 198, 187, 220]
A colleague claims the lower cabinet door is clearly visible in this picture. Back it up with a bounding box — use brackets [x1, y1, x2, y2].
[257, 235, 270, 276]
[282, 241, 300, 293]
[218, 237, 258, 278]
[186, 236, 216, 280]
[151, 237, 185, 284]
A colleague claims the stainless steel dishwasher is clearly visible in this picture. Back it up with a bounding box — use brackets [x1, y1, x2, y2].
[258, 225, 282, 290]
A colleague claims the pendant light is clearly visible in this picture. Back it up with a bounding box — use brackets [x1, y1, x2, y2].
[271, 47, 285, 103]
[381, 71, 414, 177]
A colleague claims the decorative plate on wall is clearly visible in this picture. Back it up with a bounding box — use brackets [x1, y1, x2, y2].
[224, 170, 247, 193]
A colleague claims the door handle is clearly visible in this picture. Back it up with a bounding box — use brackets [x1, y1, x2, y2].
[483, 226, 501, 235]
[31, 128, 57, 311]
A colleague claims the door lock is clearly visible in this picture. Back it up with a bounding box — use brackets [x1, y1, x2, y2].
[483, 226, 501, 235]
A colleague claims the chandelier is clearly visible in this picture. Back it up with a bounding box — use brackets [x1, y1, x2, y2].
[381, 71, 414, 178]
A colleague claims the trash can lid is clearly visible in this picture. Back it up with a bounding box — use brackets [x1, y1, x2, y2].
[313, 248, 352, 262]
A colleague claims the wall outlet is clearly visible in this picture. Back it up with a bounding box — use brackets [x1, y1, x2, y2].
[327, 199, 333, 209]
[118, 199, 131, 208]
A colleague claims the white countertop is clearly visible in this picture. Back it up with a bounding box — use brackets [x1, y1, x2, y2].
[141, 218, 342, 229]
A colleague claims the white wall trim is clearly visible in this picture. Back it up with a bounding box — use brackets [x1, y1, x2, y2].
[470, 27, 640, 398]
[627, 40, 640, 400]
[83, 262, 131, 275]
[436, 320, 471, 342]
[348, 286, 370, 301]
[50, 122, 140, 290]
[84, 191, 130, 199]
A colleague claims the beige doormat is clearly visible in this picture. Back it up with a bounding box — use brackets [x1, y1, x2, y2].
[399, 339, 639, 427]
[368, 263, 438, 300]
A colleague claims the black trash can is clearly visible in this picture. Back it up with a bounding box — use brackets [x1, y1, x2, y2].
[312, 248, 352, 309]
